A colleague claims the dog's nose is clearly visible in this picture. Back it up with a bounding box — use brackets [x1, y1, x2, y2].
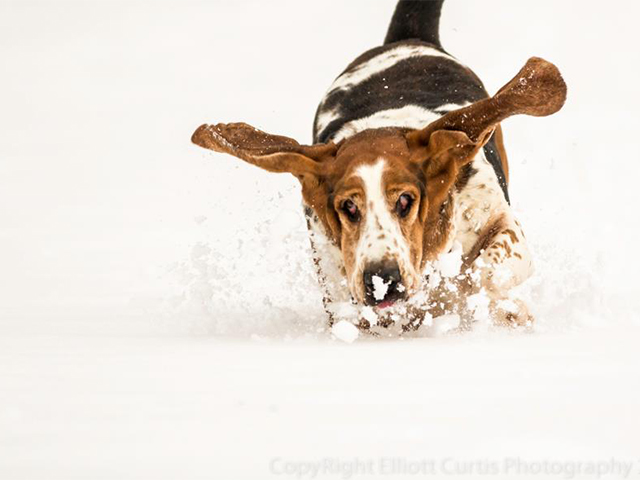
[363, 261, 404, 306]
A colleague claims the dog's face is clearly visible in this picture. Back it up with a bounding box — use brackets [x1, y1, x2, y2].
[191, 58, 567, 306]
[325, 130, 431, 305]
[192, 124, 485, 305]
[314, 128, 493, 306]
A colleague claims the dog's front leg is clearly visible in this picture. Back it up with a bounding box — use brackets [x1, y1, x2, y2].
[304, 206, 352, 326]
[464, 213, 535, 326]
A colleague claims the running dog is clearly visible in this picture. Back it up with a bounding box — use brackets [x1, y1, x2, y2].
[191, 0, 566, 331]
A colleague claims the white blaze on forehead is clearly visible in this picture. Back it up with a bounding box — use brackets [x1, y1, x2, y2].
[354, 159, 411, 267]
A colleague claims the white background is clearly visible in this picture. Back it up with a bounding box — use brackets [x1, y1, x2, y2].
[1, 1, 640, 478]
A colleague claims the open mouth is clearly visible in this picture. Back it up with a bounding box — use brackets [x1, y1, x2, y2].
[364, 274, 406, 308]
[376, 299, 396, 309]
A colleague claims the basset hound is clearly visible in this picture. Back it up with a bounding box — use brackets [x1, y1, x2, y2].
[191, 0, 566, 333]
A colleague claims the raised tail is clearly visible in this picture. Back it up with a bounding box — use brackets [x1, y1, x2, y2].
[384, 0, 445, 47]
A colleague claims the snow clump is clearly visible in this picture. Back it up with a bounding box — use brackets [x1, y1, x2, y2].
[331, 320, 359, 343]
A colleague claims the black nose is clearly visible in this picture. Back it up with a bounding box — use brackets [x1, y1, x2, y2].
[363, 261, 404, 306]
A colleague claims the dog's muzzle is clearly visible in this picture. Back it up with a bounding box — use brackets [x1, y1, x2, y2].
[363, 261, 406, 307]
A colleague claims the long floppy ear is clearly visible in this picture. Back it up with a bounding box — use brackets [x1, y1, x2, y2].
[191, 122, 337, 178]
[407, 57, 567, 212]
[192, 122, 343, 242]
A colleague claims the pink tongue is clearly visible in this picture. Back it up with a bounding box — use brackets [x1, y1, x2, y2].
[377, 300, 396, 309]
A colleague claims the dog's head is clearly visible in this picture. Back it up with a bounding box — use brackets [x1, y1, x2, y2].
[192, 58, 566, 306]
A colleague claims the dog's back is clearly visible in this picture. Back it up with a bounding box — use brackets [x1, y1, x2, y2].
[313, 0, 509, 200]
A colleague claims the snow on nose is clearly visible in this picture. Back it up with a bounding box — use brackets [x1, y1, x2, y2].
[363, 262, 403, 306]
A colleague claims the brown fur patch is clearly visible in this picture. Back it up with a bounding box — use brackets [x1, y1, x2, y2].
[504, 228, 519, 244]
[464, 214, 506, 267]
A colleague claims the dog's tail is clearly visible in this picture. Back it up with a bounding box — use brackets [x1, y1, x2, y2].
[383, 0, 445, 48]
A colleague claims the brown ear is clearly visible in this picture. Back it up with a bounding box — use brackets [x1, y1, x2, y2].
[408, 57, 567, 147]
[408, 57, 567, 214]
[192, 122, 342, 243]
[411, 129, 484, 217]
[191, 122, 337, 177]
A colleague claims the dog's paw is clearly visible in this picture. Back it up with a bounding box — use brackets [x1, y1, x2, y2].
[493, 298, 534, 328]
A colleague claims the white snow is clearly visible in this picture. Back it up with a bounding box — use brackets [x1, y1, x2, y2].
[330, 301, 359, 322]
[1, 1, 640, 478]
[371, 274, 390, 300]
[421, 313, 461, 337]
[360, 305, 379, 326]
[434, 241, 464, 278]
[331, 320, 360, 343]
[466, 288, 492, 322]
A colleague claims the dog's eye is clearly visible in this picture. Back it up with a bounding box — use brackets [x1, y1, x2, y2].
[396, 193, 413, 218]
[341, 199, 360, 222]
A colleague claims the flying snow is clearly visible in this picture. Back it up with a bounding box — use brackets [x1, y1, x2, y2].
[331, 320, 360, 343]
[371, 274, 391, 300]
